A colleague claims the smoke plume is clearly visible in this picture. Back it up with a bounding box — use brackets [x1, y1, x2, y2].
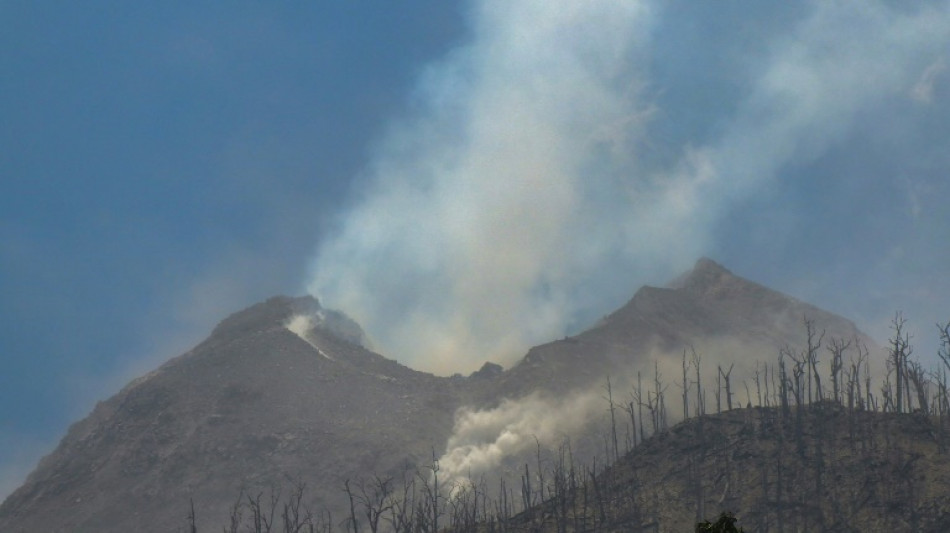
[307, 1, 700, 374]
[307, 0, 950, 374]
[437, 390, 604, 487]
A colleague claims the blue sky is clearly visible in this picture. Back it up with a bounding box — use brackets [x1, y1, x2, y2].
[2, 1, 948, 498]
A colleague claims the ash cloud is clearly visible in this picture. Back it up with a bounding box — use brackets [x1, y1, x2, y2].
[307, 0, 950, 375]
[307, 1, 703, 375]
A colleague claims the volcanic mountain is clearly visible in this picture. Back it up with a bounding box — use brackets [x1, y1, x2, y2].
[0, 259, 879, 532]
[492, 257, 876, 398]
[507, 405, 950, 532]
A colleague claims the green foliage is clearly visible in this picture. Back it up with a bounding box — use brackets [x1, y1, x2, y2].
[695, 511, 744, 533]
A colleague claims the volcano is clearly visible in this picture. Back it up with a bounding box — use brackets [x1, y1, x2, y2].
[0, 259, 880, 532]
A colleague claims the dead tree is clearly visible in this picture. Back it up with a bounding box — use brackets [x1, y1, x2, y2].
[282, 482, 317, 533]
[225, 488, 245, 533]
[605, 377, 620, 463]
[621, 399, 638, 449]
[863, 342, 877, 412]
[754, 362, 763, 407]
[357, 476, 394, 533]
[682, 349, 691, 420]
[344, 480, 361, 533]
[534, 438, 547, 527]
[850, 340, 868, 411]
[784, 346, 806, 409]
[783, 346, 807, 456]
[889, 313, 913, 413]
[634, 371, 646, 443]
[521, 463, 533, 521]
[803, 317, 826, 404]
[882, 377, 895, 413]
[939, 320, 950, 374]
[935, 367, 950, 452]
[719, 364, 735, 410]
[716, 367, 722, 414]
[907, 360, 930, 414]
[828, 337, 851, 405]
[217, 483, 324, 533]
[245, 487, 280, 533]
[387, 465, 418, 533]
[653, 360, 668, 432]
[187, 498, 197, 533]
[692, 347, 705, 417]
[844, 342, 868, 448]
[778, 350, 790, 419]
[410, 452, 443, 533]
[936, 321, 950, 449]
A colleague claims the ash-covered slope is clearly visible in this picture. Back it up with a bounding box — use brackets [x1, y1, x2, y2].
[0, 259, 882, 532]
[490, 258, 877, 398]
[0, 296, 465, 532]
[509, 405, 950, 532]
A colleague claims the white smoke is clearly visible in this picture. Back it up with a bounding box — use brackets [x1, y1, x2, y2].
[307, 0, 950, 375]
[285, 314, 313, 340]
[910, 58, 947, 105]
[437, 390, 604, 487]
[307, 1, 702, 375]
[700, 1, 950, 196]
[671, 1, 950, 355]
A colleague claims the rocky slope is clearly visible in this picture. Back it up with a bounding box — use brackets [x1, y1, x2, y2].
[490, 257, 877, 400]
[504, 404, 950, 532]
[0, 259, 884, 531]
[0, 296, 466, 531]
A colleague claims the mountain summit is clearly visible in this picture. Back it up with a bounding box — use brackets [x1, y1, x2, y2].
[666, 256, 733, 291]
[0, 296, 465, 532]
[0, 260, 881, 532]
[492, 258, 874, 397]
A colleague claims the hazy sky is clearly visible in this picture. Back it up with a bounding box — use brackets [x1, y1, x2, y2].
[2, 1, 948, 499]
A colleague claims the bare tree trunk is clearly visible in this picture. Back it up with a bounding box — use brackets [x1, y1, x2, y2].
[344, 480, 360, 533]
[605, 377, 620, 463]
[682, 349, 691, 420]
[716, 368, 722, 414]
[907, 360, 929, 413]
[637, 371, 646, 443]
[187, 498, 197, 533]
[778, 350, 790, 420]
[828, 337, 850, 405]
[755, 362, 763, 407]
[803, 317, 826, 404]
[890, 313, 912, 414]
[720, 364, 735, 411]
[692, 347, 704, 416]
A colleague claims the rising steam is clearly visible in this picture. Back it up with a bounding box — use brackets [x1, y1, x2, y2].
[437, 390, 604, 487]
[307, 0, 950, 375]
[307, 1, 694, 374]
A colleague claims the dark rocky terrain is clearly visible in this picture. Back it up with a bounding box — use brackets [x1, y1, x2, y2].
[0, 259, 887, 532]
[500, 404, 950, 533]
[0, 296, 468, 531]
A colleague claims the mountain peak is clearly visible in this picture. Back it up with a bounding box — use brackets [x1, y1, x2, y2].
[693, 256, 730, 274]
[210, 295, 319, 339]
[666, 257, 733, 291]
[206, 295, 370, 349]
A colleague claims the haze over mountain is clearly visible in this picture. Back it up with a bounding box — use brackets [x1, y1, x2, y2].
[3, 0, 948, 508]
[0, 259, 883, 532]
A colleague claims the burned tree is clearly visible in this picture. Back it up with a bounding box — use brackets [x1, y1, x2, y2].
[827, 337, 851, 405]
[799, 317, 825, 404]
[888, 313, 913, 413]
